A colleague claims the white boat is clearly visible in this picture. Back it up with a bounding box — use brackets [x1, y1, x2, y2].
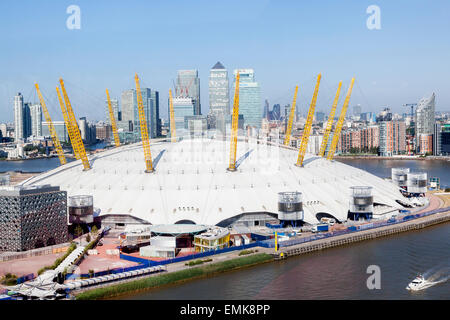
[406, 274, 434, 291]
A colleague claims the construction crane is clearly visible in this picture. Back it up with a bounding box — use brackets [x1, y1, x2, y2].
[318, 81, 342, 157]
[35, 83, 67, 165]
[283, 85, 299, 146]
[105, 89, 120, 148]
[296, 74, 322, 167]
[169, 89, 176, 142]
[326, 78, 355, 161]
[56, 86, 79, 160]
[134, 73, 154, 173]
[228, 72, 240, 171]
[403, 103, 417, 118]
[58, 78, 91, 171]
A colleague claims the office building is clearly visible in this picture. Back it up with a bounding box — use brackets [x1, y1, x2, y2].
[440, 124, 450, 155]
[172, 97, 195, 136]
[42, 121, 69, 143]
[353, 104, 362, 117]
[176, 70, 201, 115]
[315, 111, 325, 122]
[208, 62, 230, 123]
[105, 98, 120, 125]
[233, 69, 262, 129]
[0, 185, 68, 252]
[121, 88, 160, 139]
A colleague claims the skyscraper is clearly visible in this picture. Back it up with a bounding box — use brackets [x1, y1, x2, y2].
[353, 104, 362, 117]
[208, 62, 230, 122]
[176, 70, 201, 115]
[14, 93, 24, 141]
[121, 88, 160, 139]
[415, 93, 435, 153]
[233, 69, 262, 129]
[105, 98, 120, 125]
[171, 97, 195, 136]
[30, 103, 42, 137]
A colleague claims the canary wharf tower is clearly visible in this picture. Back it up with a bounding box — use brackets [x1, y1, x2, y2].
[208, 62, 230, 117]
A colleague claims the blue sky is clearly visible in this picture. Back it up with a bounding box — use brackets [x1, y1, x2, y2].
[1, 0, 449, 122]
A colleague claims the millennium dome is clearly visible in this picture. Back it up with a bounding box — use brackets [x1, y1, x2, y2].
[21, 137, 414, 227]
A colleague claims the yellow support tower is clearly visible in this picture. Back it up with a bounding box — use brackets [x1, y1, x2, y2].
[134, 73, 154, 173]
[56, 87, 79, 160]
[35, 83, 67, 165]
[59, 78, 91, 171]
[106, 89, 120, 148]
[326, 78, 355, 161]
[228, 72, 240, 171]
[296, 74, 322, 167]
[169, 89, 176, 143]
[283, 85, 299, 146]
[318, 81, 342, 157]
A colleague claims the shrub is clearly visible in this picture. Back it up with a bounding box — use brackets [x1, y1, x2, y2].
[238, 249, 255, 256]
[1, 273, 18, 285]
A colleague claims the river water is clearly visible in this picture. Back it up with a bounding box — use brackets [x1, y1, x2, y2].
[1, 157, 449, 299]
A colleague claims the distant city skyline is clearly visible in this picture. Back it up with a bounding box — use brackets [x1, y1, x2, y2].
[1, 0, 450, 122]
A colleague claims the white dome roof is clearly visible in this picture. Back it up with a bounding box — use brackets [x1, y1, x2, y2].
[23, 137, 412, 225]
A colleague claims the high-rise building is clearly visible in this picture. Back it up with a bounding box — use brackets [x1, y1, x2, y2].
[433, 123, 442, 156]
[14, 93, 24, 141]
[105, 98, 120, 125]
[208, 62, 229, 123]
[121, 88, 160, 139]
[150, 91, 161, 137]
[315, 111, 325, 122]
[263, 100, 270, 120]
[176, 70, 201, 115]
[22, 103, 31, 139]
[271, 104, 281, 121]
[42, 121, 69, 143]
[29, 104, 42, 137]
[171, 97, 195, 135]
[353, 104, 362, 117]
[233, 69, 262, 129]
[415, 93, 435, 153]
[440, 124, 450, 155]
[379, 120, 406, 156]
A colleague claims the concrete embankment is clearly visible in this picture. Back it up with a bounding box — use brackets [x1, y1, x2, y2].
[273, 210, 450, 260]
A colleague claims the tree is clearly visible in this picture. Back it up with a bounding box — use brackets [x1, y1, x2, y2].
[74, 224, 83, 238]
[91, 225, 98, 237]
[86, 233, 91, 243]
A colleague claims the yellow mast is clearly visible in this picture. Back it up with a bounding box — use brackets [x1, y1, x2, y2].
[326, 78, 355, 161]
[56, 86, 79, 160]
[169, 89, 176, 142]
[58, 78, 91, 171]
[228, 72, 240, 171]
[296, 74, 322, 167]
[35, 83, 67, 165]
[283, 85, 299, 146]
[318, 81, 342, 157]
[106, 88, 120, 148]
[134, 73, 154, 173]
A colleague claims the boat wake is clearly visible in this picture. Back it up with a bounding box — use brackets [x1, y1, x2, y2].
[409, 258, 450, 291]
